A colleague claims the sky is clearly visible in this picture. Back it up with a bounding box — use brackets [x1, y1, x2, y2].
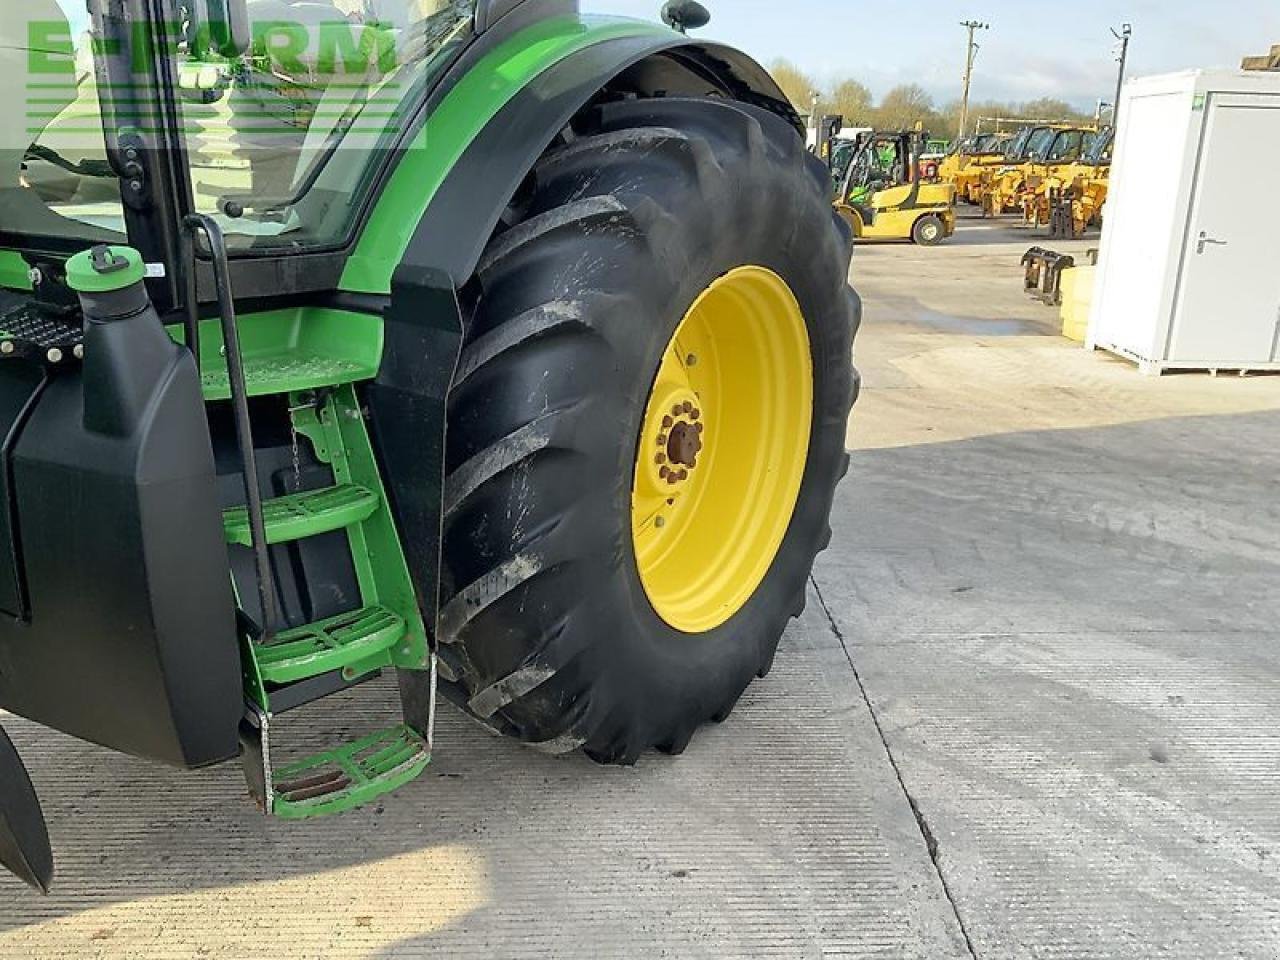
[584, 1, 1280, 110]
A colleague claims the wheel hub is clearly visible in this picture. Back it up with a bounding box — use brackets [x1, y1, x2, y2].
[630, 266, 813, 634]
[664, 415, 703, 471]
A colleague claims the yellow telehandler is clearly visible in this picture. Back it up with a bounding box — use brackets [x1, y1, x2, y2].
[1045, 127, 1115, 237]
[1019, 128, 1094, 227]
[980, 125, 1086, 217]
[943, 132, 1013, 204]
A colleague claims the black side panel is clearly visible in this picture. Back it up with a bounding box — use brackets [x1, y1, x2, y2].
[366, 267, 463, 634]
[0, 350, 241, 768]
[0, 723, 52, 893]
[0, 366, 45, 617]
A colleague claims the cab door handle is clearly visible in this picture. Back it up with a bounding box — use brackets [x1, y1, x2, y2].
[1197, 231, 1228, 254]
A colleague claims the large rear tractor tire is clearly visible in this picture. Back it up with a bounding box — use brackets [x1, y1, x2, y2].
[437, 97, 860, 763]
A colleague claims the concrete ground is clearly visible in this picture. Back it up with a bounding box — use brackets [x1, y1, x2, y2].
[3, 212, 1280, 958]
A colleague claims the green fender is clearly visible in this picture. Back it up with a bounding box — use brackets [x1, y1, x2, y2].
[341, 13, 799, 295]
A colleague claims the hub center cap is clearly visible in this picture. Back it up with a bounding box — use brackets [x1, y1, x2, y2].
[667, 420, 703, 467]
[650, 396, 705, 487]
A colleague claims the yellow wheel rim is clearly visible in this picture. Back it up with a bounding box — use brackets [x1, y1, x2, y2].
[630, 265, 813, 634]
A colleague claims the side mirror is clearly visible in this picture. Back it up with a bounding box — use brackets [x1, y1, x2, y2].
[661, 1, 711, 34]
[0, 724, 53, 893]
[205, 0, 252, 58]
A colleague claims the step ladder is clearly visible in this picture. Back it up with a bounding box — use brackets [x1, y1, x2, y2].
[183, 215, 436, 820]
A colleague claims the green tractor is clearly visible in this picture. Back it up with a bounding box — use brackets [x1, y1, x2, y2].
[0, 0, 859, 891]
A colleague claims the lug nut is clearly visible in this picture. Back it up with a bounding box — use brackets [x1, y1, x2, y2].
[695, 422, 704, 433]
[658, 434, 667, 445]
[73, 344, 84, 360]
[690, 409, 701, 421]
[662, 416, 673, 429]
[46, 348, 62, 364]
[0, 341, 12, 355]
[671, 404, 682, 417]
[677, 469, 689, 481]
[655, 454, 666, 465]
[682, 401, 693, 414]
[659, 466, 671, 479]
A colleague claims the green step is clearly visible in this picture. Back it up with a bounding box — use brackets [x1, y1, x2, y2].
[256, 605, 405, 685]
[272, 724, 430, 820]
[187, 307, 384, 401]
[200, 351, 379, 400]
[223, 484, 379, 547]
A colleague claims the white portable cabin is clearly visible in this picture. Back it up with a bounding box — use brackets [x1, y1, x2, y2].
[1088, 70, 1280, 374]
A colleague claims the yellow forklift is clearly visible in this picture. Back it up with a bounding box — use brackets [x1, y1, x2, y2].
[834, 130, 956, 244]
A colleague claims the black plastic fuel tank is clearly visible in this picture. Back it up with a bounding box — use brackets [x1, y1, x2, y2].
[0, 247, 241, 768]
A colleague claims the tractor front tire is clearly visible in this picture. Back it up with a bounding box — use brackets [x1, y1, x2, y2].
[437, 97, 859, 763]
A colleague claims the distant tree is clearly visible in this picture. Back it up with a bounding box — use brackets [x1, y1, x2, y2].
[769, 61, 1094, 135]
[874, 84, 939, 132]
[769, 59, 821, 114]
[943, 96, 1093, 136]
[823, 78, 874, 125]
[1018, 97, 1087, 122]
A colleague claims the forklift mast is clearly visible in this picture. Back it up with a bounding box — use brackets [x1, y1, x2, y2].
[816, 114, 845, 164]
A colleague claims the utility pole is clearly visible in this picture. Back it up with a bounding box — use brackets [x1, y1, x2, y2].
[1111, 23, 1132, 127]
[958, 20, 989, 139]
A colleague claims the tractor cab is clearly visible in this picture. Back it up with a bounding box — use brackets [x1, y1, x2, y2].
[971, 132, 1009, 155]
[1022, 127, 1092, 190]
[1001, 125, 1039, 163]
[1031, 127, 1090, 167]
[1081, 126, 1116, 167]
[835, 130, 956, 245]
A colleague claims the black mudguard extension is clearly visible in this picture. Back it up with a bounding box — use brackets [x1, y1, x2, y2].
[0, 347, 241, 769]
[0, 722, 53, 892]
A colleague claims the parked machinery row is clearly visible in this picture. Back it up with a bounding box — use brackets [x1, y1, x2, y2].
[936, 123, 1114, 237]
